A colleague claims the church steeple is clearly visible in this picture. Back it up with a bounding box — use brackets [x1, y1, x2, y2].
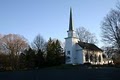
[67, 8, 76, 38]
[65, 8, 79, 65]
[69, 8, 74, 31]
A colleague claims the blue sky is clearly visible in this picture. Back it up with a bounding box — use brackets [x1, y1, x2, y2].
[0, 0, 118, 47]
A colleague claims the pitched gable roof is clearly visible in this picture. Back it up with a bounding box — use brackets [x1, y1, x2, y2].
[77, 41, 103, 52]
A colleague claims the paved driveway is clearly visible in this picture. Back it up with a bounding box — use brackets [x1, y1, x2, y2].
[0, 67, 120, 80]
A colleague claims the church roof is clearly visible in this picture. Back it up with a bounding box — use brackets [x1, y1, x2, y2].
[77, 41, 103, 52]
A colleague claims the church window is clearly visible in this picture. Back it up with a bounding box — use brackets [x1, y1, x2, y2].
[94, 54, 97, 63]
[98, 55, 101, 62]
[90, 55, 93, 62]
[85, 53, 89, 61]
[66, 56, 71, 62]
[67, 51, 70, 55]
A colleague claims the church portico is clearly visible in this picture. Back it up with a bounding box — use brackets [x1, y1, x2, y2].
[83, 50, 103, 64]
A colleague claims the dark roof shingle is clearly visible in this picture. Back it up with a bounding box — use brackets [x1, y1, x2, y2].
[77, 41, 103, 52]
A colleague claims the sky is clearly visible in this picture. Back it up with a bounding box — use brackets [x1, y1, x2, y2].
[0, 0, 119, 47]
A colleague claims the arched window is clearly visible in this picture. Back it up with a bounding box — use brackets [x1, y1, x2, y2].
[94, 54, 97, 63]
[98, 55, 101, 62]
[85, 53, 89, 61]
[90, 55, 93, 62]
[67, 51, 70, 55]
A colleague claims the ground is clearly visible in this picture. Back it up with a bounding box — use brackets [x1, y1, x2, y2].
[0, 66, 120, 80]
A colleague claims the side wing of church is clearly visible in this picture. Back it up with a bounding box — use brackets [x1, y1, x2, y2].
[65, 8, 103, 65]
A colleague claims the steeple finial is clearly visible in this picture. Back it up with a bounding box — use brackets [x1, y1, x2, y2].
[69, 7, 74, 31]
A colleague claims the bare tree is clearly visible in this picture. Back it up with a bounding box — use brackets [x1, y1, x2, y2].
[0, 34, 3, 38]
[101, 46, 114, 58]
[0, 34, 3, 52]
[1, 34, 28, 54]
[0, 34, 28, 69]
[32, 34, 46, 52]
[101, 8, 120, 51]
[76, 27, 98, 44]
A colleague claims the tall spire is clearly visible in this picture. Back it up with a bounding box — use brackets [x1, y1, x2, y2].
[69, 7, 74, 31]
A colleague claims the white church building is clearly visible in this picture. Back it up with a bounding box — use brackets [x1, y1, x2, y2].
[65, 8, 103, 65]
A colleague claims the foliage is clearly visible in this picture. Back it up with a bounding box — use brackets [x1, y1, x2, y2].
[112, 53, 120, 65]
[31, 34, 46, 68]
[19, 53, 26, 69]
[101, 3, 120, 52]
[76, 27, 98, 44]
[46, 38, 64, 66]
[32, 34, 46, 52]
[101, 2, 120, 65]
[101, 46, 115, 58]
[0, 33, 65, 71]
[24, 48, 36, 69]
[35, 49, 45, 68]
[0, 34, 28, 70]
[0, 53, 10, 70]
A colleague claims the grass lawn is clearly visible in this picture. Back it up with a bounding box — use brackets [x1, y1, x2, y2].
[0, 65, 120, 80]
